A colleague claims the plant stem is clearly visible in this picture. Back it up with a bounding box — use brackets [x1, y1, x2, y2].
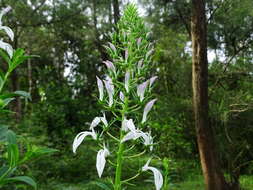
[114, 96, 128, 190]
[114, 131, 124, 190]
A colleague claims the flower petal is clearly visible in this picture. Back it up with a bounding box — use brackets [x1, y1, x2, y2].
[90, 117, 101, 129]
[142, 159, 163, 190]
[0, 26, 14, 41]
[100, 113, 108, 127]
[124, 71, 130, 93]
[0, 40, 13, 58]
[72, 130, 97, 153]
[96, 76, 104, 101]
[0, 6, 11, 26]
[104, 77, 114, 107]
[137, 80, 148, 102]
[108, 42, 116, 52]
[119, 91, 124, 102]
[96, 147, 110, 178]
[141, 131, 153, 151]
[125, 49, 128, 60]
[142, 99, 157, 123]
[121, 130, 143, 143]
[149, 76, 158, 89]
[103, 60, 116, 74]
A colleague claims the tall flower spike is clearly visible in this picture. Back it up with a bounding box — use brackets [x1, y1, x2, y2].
[142, 99, 157, 123]
[124, 71, 130, 93]
[137, 80, 149, 102]
[104, 77, 114, 107]
[103, 60, 116, 74]
[96, 76, 104, 101]
[142, 159, 163, 190]
[96, 146, 110, 178]
[72, 129, 97, 154]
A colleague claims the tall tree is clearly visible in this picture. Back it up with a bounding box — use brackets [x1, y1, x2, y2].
[191, 0, 228, 189]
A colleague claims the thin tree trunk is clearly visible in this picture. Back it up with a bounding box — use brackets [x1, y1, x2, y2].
[11, 70, 22, 120]
[191, 0, 228, 190]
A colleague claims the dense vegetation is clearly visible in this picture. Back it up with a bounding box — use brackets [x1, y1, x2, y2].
[0, 0, 252, 189]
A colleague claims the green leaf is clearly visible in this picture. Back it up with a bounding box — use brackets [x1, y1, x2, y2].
[8, 49, 36, 73]
[0, 166, 9, 177]
[1, 98, 15, 108]
[14, 91, 31, 100]
[4, 176, 37, 189]
[0, 125, 8, 142]
[93, 181, 112, 190]
[0, 49, 11, 65]
[6, 130, 16, 144]
[7, 143, 19, 167]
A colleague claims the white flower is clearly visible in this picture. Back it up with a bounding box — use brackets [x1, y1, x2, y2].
[142, 159, 163, 190]
[141, 131, 153, 151]
[124, 71, 130, 93]
[96, 146, 110, 178]
[142, 99, 157, 123]
[121, 118, 136, 132]
[0, 40, 13, 58]
[0, 6, 11, 26]
[90, 114, 108, 130]
[104, 77, 114, 107]
[119, 91, 124, 102]
[0, 6, 14, 58]
[103, 60, 116, 74]
[121, 130, 143, 143]
[149, 76, 158, 89]
[137, 80, 149, 102]
[96, 76, 104, 101]
[0, 25, 14, 41]
[90, 117, 101, 129]
[72, 129, 97, 154]
[100, 113, 108, 127]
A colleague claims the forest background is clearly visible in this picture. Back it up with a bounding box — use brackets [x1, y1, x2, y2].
[0, 0, 253, 189]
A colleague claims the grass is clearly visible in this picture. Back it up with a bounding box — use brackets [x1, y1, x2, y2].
[39, 175, 253, 190]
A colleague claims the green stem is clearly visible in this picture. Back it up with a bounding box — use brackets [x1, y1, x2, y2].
[114, 96, 128, 190]
[0, 71, 10, 93]
[114, 132, 124, 190]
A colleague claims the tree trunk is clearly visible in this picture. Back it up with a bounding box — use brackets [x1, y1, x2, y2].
[11, 70, 22, 121]
[191, 0, 228, 190]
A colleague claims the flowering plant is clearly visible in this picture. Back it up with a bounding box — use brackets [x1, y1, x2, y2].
[73, 4, 163, 190]
[0, 6, 57, 189]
